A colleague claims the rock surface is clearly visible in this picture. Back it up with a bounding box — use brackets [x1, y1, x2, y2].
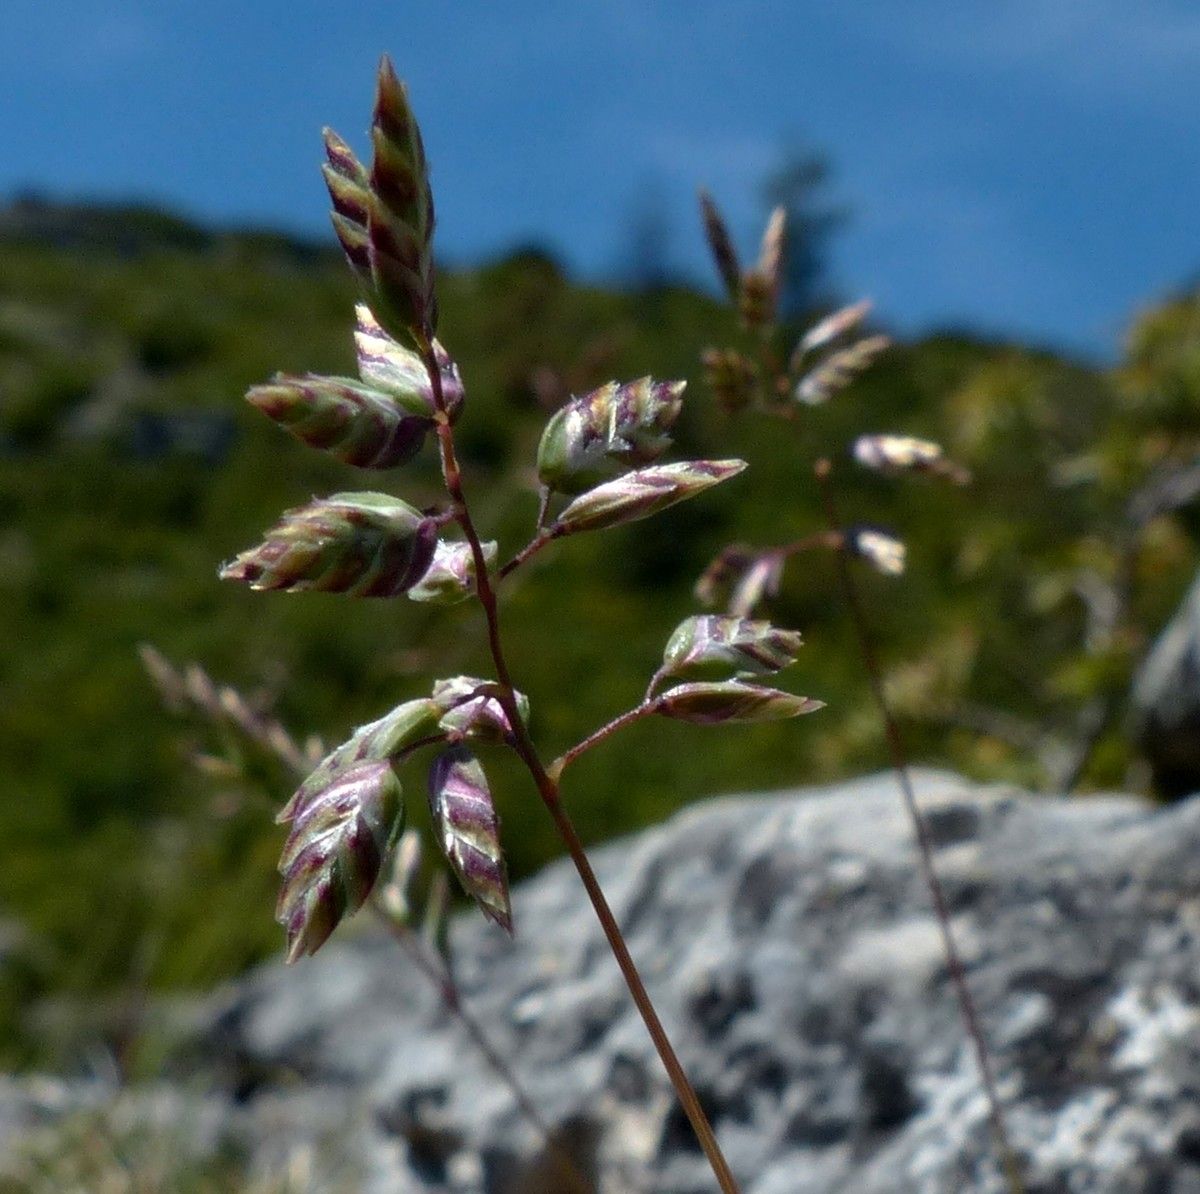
[11, 770, 1200, 1192]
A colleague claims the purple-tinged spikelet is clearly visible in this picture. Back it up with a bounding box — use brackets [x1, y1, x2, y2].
[656, 681, 824, 725]
[738, 207, 786, 330]
[276, 759, 403, 962]
[537, 377, 686, 494]
[694, 546, 786, 617]
[366, 57, 437, 346]
[321, 128, 374, 293]
[791, 300, 873, 367]
[428, 746, 512, 933]
[278, 698, 442, 826]
[354, 306, 463, 423]
[662, 615, 803, 679]
[553, 459, 747, 536]
[246, 374, 432, 468]
[220, 492, 437, 598]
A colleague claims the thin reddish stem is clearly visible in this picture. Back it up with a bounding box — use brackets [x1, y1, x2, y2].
[813, 458, 1024, 1194]
[422, 343, 741, 1194]
[551, 701, 658, 780]
[498, 528, 561, 580]
[371, 907, 591, 1194]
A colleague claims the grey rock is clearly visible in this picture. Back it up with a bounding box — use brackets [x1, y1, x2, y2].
[1132, 569, 1200, 797]
[13, 770, 1200, 1192]
[183, 770, 1200, 1193]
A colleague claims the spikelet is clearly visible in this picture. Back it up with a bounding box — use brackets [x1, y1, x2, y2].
[428, 746, 512, 932]
[432, 676, 530, 743]
[366, 57, 437, 346]
[321, 129, 374, 293]
[408, 540, 497, 604]
[795, 336, 891, 406]
[220, 493, 437, 598]
[701, 348, 758, 414]
[661, 615, 803, 679]
[537, 377, 685, 494]
[277, 698, 442, 825]
[247, 374, 432, 468]
[276, 760, 404, 961]
[552, 460, 747, 536]
[656, 681, 824, 725]
[354, 305, 463, 423]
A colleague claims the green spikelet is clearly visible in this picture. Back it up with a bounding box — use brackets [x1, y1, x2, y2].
[537, 377, 686, 495]
[278, 698, 442, 826]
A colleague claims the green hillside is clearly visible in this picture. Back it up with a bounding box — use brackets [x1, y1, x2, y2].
[2, 201, 1198, 1066]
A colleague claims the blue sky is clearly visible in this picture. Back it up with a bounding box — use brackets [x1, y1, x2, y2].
[5, 1, 1199, 358]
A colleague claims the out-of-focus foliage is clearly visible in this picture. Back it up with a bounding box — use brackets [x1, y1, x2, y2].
[2, 202, 1198, 1065]
[0, 1098, 360, 1193]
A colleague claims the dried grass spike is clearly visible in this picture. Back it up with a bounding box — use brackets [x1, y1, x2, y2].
[698, 189, 741, 300]
[795, 336, 891, 405]
[792, 300, 873, 367]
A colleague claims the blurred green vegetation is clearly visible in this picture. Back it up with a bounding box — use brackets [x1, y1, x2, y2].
[2, 203, 1200, 1067]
